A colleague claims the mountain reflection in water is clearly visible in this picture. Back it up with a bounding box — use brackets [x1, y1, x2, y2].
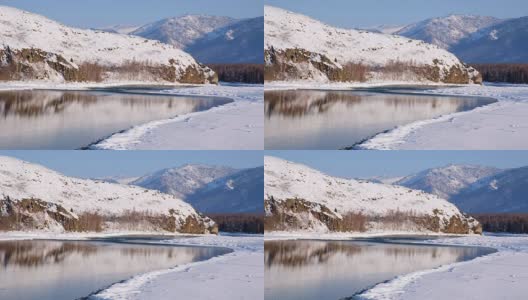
[265, 90, 496, 149]
[264, 239, 494, 300]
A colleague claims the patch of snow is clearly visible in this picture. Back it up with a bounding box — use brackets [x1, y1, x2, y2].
[358, 234, 528, 300]
[92, 84, 264, 150]
[91, 234, 263, 300]
[359, 83, 528, 150]
[265, 156, 478, 233]
[0, 6, 211, 82]
[0, 156, 205, 231]
[265, 6, 477, 83]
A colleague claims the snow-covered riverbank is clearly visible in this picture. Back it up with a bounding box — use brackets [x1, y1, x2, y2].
[358, 233, 528, 300]
[92, 83, 263, 150]
[359, 83, 528, 150]
[0, 232, 263, 300]
[92, 234, 263, 300]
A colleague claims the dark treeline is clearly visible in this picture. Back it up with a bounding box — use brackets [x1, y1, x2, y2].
[474, 213, 528, 234]
[208, 213, 264, 234]
[472, 64, 528, 84]
[208, 63, 264, 84]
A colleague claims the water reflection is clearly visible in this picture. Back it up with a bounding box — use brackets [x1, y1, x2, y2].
[265, 90, 496, 149]
[0, 89, 232, 149]
[264, 239, 494, 300]
[0, 239, 230, 300]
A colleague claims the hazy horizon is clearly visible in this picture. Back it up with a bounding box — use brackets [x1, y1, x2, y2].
[0, 0, 263, 28]
[0, 151, 263, 179]
[264, 0, 528, 28]
[266, 151, 528, 179]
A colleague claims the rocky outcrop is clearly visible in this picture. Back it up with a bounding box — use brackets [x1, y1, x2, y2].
[0, 196, 217, 234]
[265, 6, 482, 84]
[0, 47, 217, 83]
[265, 197, 481, 234]
[265, 47, 482, 84]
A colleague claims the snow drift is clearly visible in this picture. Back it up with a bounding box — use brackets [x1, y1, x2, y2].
[0, 156, 216, 234]
[264, 6, 481, 84]
[0, 6, 216, 83]
[264, 156, 481, 234]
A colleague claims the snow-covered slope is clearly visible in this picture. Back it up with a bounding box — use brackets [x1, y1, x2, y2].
[451, 17, 528, 63]
[0, 6, 215, 83]
[396, 164, 501, 200]
[264, 6, 481, 84]
[132, 15, 264, 64]
[131, 164, 264, 214]
[0, 156, 215, 233]
[185, 17, 264, 64]
[264, 156, 480, 234]
[131, 15, 235, 49]
[186, 167, 264, 213]
[451, 166, 528, 213]
[396, 15, 502, 50]
[131, 164, 237, 199]
[97, 24, 141, 35]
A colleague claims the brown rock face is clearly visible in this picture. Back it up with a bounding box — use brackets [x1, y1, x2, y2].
[265, 197, 481, 235]
[0, 197, 217, 234]
[265, 47, 481, 84]
[0, 47, 217, 84]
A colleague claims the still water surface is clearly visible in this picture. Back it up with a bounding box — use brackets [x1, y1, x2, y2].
[0, 88, 232, 149]
[265, 239, 495, 300]
[0, 238, 231, 300]
[265, 89, 496, 149]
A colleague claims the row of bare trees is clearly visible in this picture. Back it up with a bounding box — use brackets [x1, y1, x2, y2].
[473, 214, 528, 234]
[473, 64, 528, 84]
[208, 63, 264, 83]
[208, 213, 264, 233]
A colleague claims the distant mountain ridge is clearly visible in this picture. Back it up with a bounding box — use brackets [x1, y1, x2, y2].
[451, 166, 528, 213]
[128, 15, 264, 64]
[130, 164, 264, 214]
[396, 164, 501, 200]
[394, 14, 528, 63]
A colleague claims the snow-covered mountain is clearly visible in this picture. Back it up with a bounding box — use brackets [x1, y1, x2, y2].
[131, 164, 237, 199]
[131, 15, 264, 64]
[396, 164, 501, 200]
[97, 24, 141, 35]
[264, 156, 481, 234]
[451, 166, 528, 213]
[131, 164, 264, 214]
[0, 156, 216, 233]
[131, 15, 236, 49]
[395, 15, 502, 50]
[451, 17, 528, 63]
[0, 6, 216, 83]
[264, 6, 481, 84]
[185, 17, 264, 64]
[186, 167, 264, 213]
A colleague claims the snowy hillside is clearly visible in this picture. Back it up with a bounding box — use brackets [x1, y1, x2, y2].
[264, 6, 481, 84]
[132, 15, 264, 64]
[451, 166, 528, 213]
[186, 167, 264, 213]
[451, 17, 528, 63]
[396, 15, 501, 50]
[396, 164, 501, 200]
[0, 156, 215, 233]
[131, 164, 237, 199]
[131, 164, 264, 214]
[131, 15, 235, 49]
[264, 156, 480, 234]
[0, 6, 215, 83]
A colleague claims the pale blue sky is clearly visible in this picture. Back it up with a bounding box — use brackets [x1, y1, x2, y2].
[265, 0, 528, 28]
[0, 151, 263, 179]
[266, 151, 528, 178]
[0, 0, 263, 28]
